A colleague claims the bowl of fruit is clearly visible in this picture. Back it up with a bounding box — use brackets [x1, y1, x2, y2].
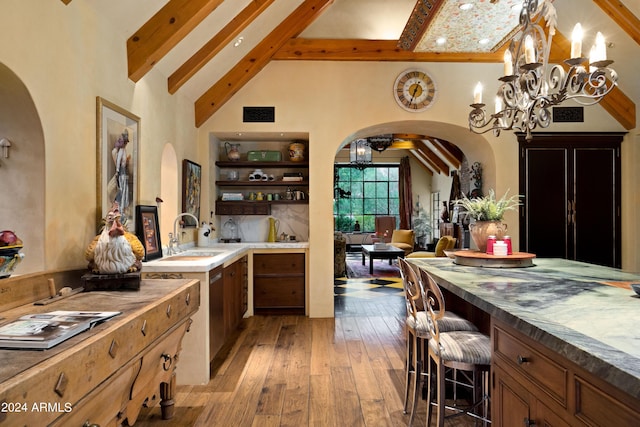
[0, 230, 24, 279]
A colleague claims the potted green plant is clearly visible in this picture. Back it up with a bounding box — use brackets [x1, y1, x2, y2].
[455, 189, 520, 252]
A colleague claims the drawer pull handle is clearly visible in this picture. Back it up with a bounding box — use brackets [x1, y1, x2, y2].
[517, 355, 529, 365]
[161, 353, 173, 371]
[524, 417, 536, 426]
[83, 422, 101, 427]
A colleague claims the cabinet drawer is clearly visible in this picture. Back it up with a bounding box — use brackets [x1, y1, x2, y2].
[574, 375, 639, 427]
[493, 325, 568, 406]
[254, 253, 305, 274]
[254, 277, 305, 308]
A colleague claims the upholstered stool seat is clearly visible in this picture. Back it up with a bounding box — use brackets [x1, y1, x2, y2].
[398, 258, 477, 426]
[420, 269, 491, 427]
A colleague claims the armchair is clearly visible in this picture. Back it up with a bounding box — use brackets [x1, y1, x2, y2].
[390, 229, 415, 256]
[406, 235, 456, 258]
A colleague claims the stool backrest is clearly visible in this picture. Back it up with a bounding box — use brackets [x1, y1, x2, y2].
[418, 268, 446, 342]
[398, 258, 423, 318]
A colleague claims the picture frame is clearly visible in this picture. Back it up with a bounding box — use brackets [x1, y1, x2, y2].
[135, 205, 162, 261]
[182, 159, 201, 227]
[96, 97, 140, 232]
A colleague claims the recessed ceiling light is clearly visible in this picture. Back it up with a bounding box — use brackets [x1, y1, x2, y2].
[459, 3, 474, 11]
[233, 36, 244, 47]
[478, 38, 490, 45]
[436, 37, 447, 45]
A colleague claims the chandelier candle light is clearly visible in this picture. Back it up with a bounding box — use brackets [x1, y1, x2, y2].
[468, 0, 617, 141]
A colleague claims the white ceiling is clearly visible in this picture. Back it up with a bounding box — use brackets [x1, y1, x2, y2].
[86, 0, 639, 110]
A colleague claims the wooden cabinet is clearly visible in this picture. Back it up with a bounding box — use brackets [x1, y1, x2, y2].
[518, 132, 623, 268]
[492, 319, 640, 426]
[253, 253, 305, 314]
[0, 278, 199, 427]
[216, 160, 309, 215]
[209, 256, 247, 358]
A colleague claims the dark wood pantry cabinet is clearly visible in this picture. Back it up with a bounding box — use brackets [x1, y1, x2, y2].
[518, 132, 624, 268]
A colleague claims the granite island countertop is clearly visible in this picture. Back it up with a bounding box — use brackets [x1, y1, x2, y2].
[141, 241, 309, 273]
[407, 257, 640, 399]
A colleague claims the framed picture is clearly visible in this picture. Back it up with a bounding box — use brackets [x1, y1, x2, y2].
[182, 159, 201, 227]
[135, 205, 162, 261]
[96, 97, 140, 232]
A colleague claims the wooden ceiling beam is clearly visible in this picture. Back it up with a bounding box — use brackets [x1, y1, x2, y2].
[409, 150, 438, 175]
[415, 145, 449, 176]
[593, 0, 640, 46]
[427, 139, 462, 170]
[127, 0, 224, 82]
[168, 0, 275, 94]
[408, 152, 434, 176]
[272, 38, 507, 62]
[194, 0, 334, 127]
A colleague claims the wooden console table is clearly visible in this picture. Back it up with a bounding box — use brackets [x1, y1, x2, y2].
[0, 278, 199, 427]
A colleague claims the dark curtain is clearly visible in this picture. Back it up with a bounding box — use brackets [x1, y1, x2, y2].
[399, 156, 413, 229]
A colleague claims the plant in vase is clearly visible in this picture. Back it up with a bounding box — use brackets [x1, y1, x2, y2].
[455, 189, 520, 253]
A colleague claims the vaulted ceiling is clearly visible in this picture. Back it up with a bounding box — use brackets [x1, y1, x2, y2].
[67, 0, 638, 174]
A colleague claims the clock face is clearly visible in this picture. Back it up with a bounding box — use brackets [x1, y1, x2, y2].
[394, 69, 436, 112]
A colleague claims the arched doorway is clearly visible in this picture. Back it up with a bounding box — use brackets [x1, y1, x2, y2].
[0, 63, 45, 274]
[331, 120, 495, 312]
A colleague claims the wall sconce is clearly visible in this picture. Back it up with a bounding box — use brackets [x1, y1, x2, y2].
[0, 138, 11, 158]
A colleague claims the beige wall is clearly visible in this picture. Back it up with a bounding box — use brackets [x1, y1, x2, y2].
[200, 60, 637, 317]
[1, 3, 637, 317]
[0, 1, 198, 272]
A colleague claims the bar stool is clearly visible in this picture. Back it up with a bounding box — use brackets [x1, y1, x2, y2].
[419, 268, 491, 427]
[397, 258, 478, 426]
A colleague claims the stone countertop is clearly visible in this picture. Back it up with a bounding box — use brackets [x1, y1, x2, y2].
[407, 257, 640, 399]
[141, 242, 309, 273]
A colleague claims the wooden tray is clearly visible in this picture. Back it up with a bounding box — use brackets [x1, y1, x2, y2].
[451, 250, 536, 268]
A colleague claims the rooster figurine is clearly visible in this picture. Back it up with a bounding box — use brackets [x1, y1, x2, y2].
[85, 202, 144, 274]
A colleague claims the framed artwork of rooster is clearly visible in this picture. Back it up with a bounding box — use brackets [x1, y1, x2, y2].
[96, 96, 140, 233]
[182, 159, 201, 228]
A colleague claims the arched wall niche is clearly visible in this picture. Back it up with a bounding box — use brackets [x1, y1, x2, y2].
[0, 62, 45, 274]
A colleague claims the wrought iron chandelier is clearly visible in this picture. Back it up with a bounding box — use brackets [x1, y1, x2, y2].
[468, 0, 617, 141]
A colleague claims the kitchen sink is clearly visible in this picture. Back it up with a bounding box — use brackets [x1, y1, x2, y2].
[159, 250, 226, 261]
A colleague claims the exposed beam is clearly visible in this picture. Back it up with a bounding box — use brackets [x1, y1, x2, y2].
[415, 144, 449, 176]
[194, 0, 334, 127]
[168, 0, 275, 94]
[428, 139, 462, 170]
[593, 0, 640, 46]
[408, 151, 434, 176]
[273, 39, 507, 62]
[127, 0, 224, 82]
[409, 150, 438, 175]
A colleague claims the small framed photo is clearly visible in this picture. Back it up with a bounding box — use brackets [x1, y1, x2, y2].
[182, 159, 201, 227]
[136, 205, 162, 261]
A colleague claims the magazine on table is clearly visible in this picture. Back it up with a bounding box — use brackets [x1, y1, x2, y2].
[0, 310, 121, 350]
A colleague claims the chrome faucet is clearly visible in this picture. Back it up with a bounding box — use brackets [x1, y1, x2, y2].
[168, 213, 199, 254]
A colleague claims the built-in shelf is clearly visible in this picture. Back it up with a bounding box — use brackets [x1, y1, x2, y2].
[215, 180, 308, 187]
[215, 161, 308, 168]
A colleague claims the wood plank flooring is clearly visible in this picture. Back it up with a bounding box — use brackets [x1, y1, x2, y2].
[135, 278, 476, 426]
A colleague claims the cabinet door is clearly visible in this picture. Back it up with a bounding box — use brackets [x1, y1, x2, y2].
[493, 366, 533, 427]
[519, 133, 622, 268]
[209, 267, 224, 359]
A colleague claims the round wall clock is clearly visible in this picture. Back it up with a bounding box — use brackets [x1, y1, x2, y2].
[393, 69, 437, 112]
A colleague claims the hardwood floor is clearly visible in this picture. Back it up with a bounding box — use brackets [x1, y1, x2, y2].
[135, 279, 476, 426]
